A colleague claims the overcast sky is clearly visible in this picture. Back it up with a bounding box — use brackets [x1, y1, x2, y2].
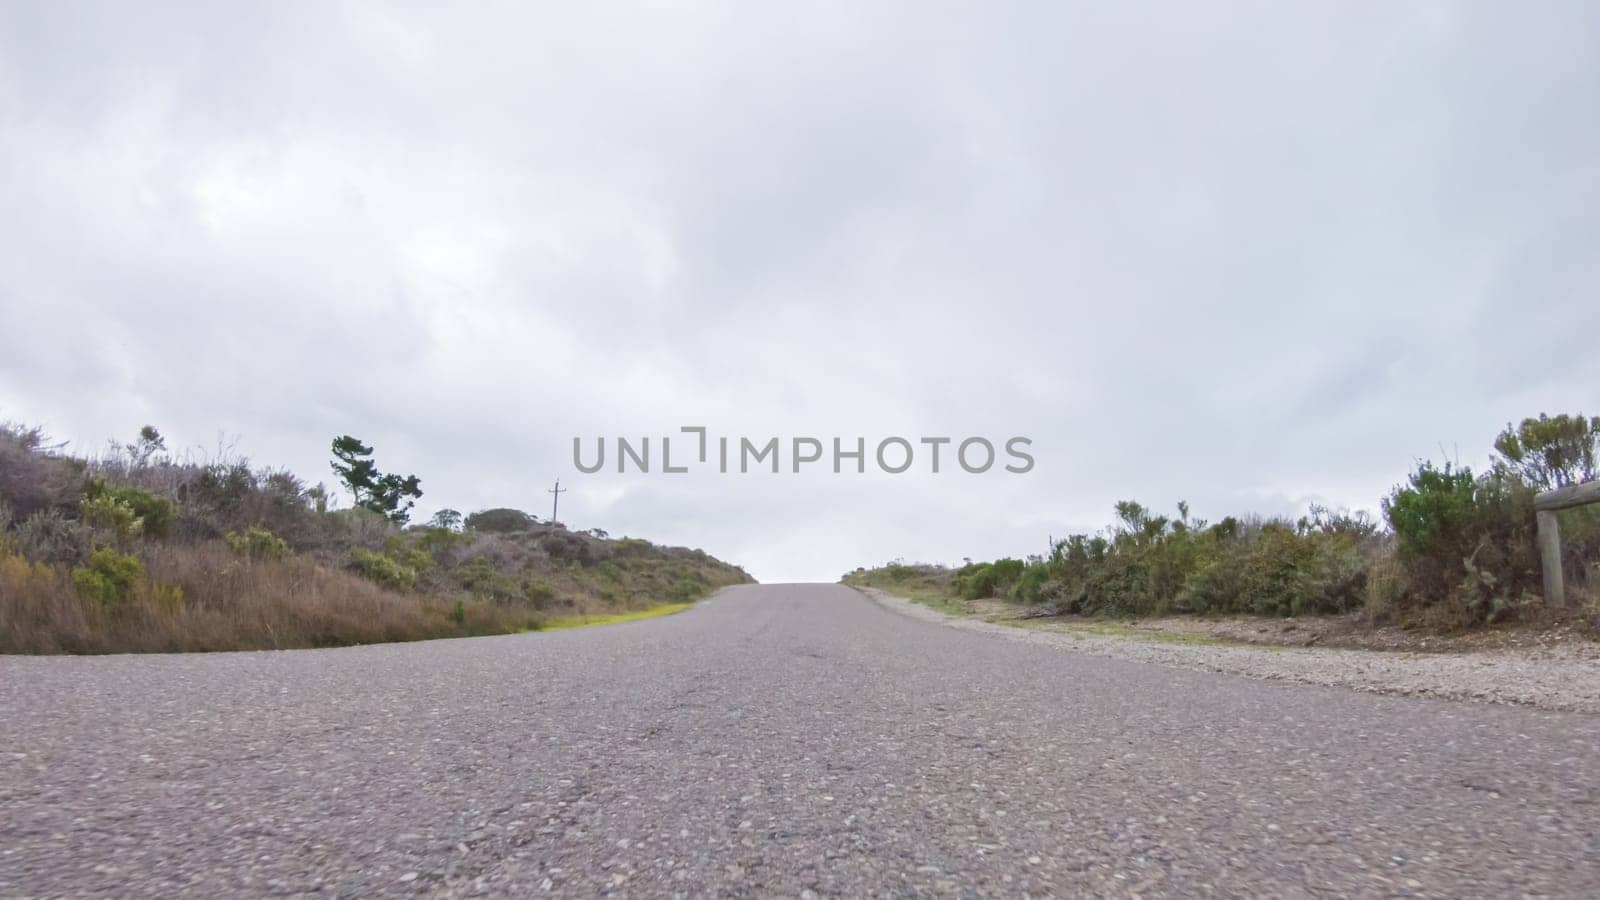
[2, 3, 1597, 582]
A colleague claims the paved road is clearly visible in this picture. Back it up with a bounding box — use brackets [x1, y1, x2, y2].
[4, 584, 1600, 897]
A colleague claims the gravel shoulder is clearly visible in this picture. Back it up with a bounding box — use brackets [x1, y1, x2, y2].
[854, 585, 1600, 714]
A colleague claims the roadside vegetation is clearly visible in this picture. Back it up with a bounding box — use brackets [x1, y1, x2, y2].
[847, 412, 1600, 633]
[0, 423, 751, 653]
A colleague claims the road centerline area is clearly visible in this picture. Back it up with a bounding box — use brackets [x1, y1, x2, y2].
[4, 583, 1599, 896]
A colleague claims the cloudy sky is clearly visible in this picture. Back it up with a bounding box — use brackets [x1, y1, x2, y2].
[2, 3, 1596, 582]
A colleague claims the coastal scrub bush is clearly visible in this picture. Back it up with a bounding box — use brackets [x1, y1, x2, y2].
[464, 507, 538, 533]
[954, 558, 1027, 599]
[350, 547, 415, 592]
[1380, 462, 1539, 625]
[524, 578, 557, 606]
[80, 493, 144, 540]
[72, 547, 144, 608]
[83, 478, 175, 538]
[457, 555, 521, 601]
[11, 509, 92, 566]
[225, 526, 290, 561]
[0, 423, 85, 520]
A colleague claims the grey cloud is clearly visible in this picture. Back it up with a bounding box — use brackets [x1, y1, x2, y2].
[2, 2, 1597, 581]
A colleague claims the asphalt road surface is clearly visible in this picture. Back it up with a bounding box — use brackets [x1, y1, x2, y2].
[4, 584, 1600, 897]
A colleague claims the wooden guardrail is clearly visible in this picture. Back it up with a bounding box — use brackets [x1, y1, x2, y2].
[1535, 480, 1600, 606]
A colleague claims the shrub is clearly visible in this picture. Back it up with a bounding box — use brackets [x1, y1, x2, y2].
[415, 526, 465, 556]
[464, 507, 537, 533]
[988, 558, 1026, 586]
[83, 478, 175, 538]
[72, 548, 144, 608]
[350, 547, 415, 592]
[1381, 462, 1539, 624]
[1179, 545, 1251, 614]
[456, 555, 521, 601]
[225, 526, 290, 561]
[947, 500, 1388, 618]
[1239, 524, 1363, 617]
[0, 423, 85, 521]
[81, 493, 143, 540]
[11, 509, 92, 566]
[881, 563, 918, 581]
[236, 469, 318, 547]
[325, 507, 394, 550]
[1007, 565, 1053, 604]
[1383, 462, 1480, 562]
[173, 462, 255, 536]
[524, 578, 557, 607]
[953, 562, 995, 599]
[382, 535, 434, 573]
[540, 530, 596, 564]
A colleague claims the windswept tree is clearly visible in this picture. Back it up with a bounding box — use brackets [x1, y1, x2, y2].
[330, 436, 422, 524]
[125, 425, 167, 467]
[1493, 413, 1600, 490]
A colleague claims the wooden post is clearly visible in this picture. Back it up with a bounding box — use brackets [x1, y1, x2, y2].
[1533, 480, 1600, 607]
[1537, 510, 1565, 608]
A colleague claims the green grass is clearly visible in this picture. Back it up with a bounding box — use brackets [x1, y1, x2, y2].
[538, 601, 695, 631]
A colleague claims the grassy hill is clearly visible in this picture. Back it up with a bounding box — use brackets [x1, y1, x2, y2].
[0, 423, 752, 653]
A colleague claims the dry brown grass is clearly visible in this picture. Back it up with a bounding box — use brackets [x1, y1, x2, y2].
[0, 541, 544, 654]
[0, 422, 750, 653]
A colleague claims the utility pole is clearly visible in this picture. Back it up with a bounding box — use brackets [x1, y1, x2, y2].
[548, 479, 567, 525]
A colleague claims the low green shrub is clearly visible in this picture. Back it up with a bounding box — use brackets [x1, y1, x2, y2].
[225, 526, 290, 561]
[1007, 565, 1053, 604]
[1380, 462, 1540, 625]
[524, 578, 557, 606]
[414, 526, 464, 557]
[83, 478, 175, 539]
[382, 535, 434, 573]
[81, 494, 143, 540]
[350, 547, 415, 592]
[456, 555, 521, 601]
[72, 547, 144, 607]
[953, 558, 1027, 599]
[952, 563, 993, 599]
